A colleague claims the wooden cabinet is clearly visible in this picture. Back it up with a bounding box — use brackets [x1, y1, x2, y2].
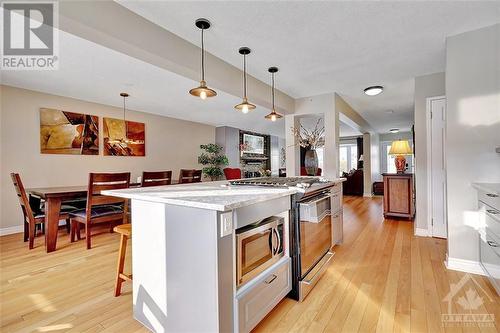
[383, 173, 414, 219]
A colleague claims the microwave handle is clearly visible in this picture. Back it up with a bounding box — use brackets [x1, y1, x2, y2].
[273, 227, 281, 255]
[270, 228, 277, 255]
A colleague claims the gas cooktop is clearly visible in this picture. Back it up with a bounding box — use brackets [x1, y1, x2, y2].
[229, 177, 328, 189]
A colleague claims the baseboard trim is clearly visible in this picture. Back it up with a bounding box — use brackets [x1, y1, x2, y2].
[0, 225, 23, 236]
[445, 256, 486, 276]
[363, 193, 373, 198]
[415, 228, 430, 237]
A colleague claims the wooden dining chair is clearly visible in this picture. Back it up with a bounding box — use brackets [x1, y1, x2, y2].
[178, 169, 202, 184]
[141, 171, 172, 187]
[10, 173, 74, 249]
[70, 172, 130, 249]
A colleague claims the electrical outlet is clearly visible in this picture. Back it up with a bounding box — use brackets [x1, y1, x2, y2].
[220, 212, 233, 237]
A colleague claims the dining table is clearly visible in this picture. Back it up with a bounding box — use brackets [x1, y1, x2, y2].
[26, 182, 145, 253]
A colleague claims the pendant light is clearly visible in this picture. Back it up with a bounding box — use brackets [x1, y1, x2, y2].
[189, 18, 217, 99]
[265, 67, 283, 121]
[234, 47, 256, 113]
[109, 92, 130, 144]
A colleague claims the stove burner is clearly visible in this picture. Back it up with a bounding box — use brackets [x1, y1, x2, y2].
[229, 177, 325, 188]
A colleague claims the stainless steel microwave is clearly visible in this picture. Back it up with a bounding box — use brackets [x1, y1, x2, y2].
[236, 216, 284, 287]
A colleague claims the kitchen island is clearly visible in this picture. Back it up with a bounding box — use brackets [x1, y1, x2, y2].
[103, 178, 344, 333]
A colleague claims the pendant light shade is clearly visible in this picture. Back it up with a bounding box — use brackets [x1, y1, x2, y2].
[189, 18, 217, 99]
[234, 47, 256, 113]
[265, 66, 283, 121]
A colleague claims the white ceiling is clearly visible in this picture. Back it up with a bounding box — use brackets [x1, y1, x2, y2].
[1, 30, 285, 137]
[300, 115, 362, 138]
[118, 0, 500, 133]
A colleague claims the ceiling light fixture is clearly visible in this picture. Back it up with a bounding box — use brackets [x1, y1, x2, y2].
[265, 67, 283, 122]
[189, 18, 217, 100]
[364, 85, 384, 96]
[234, 47, 256, 114]
[389, 128, 399, 133]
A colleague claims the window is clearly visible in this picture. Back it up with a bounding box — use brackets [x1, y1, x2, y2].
[380, 140, 414, 173]
[316, 147, 324, 174]
[339, 144, 358, 175]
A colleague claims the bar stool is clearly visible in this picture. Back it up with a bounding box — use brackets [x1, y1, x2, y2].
[113, 223, 132, 296]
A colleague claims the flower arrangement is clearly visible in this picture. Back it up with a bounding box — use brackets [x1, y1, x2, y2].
[239, 143, 249, 157]
[291, 118, 325, 149]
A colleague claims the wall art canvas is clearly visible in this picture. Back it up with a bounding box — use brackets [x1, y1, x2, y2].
[242, 134, 264, 154]
[40, 108, 99, 155]
[103, 117, 145, 156]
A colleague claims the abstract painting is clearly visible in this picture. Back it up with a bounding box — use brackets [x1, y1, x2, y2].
[103, 117, 145, 156]
[40, 108, 99, 155]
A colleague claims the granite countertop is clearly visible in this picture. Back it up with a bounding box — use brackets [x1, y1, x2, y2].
[102, 178, 345, 211]
[472, 182, 500, 196]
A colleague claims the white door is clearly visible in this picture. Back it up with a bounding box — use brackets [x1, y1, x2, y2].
[429, 98, 447, 238]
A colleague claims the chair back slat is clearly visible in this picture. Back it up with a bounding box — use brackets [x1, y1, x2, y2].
[178, 169, 202, 184]
[91, 173, 131, 183]
[142, 171, 172, 187]
[10, 173, 35, 224]
[86, 173, 130, 216]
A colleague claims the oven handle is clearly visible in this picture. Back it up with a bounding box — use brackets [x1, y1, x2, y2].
[300, 192, 332, 205]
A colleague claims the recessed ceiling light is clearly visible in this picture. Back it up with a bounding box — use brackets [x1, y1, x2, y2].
[364, 85, 383, 96]
[385, 109, 394, 114]
[389, 128, 399, 133]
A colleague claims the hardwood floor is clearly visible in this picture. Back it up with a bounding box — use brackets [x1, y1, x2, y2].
[1, 196, 498, 332]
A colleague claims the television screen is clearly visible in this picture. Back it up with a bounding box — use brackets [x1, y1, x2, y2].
[243, 134, 264, 154]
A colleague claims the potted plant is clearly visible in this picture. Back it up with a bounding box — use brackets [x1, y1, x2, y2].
[198, 144, 229, 181]
[292, 119, 325, 176]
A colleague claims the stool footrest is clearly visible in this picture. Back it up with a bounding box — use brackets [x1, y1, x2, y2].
[119, 273, 132, 281]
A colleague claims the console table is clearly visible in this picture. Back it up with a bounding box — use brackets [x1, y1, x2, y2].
[382, 173, 414, 220]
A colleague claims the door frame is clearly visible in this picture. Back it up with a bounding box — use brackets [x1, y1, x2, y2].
[426, 95, 447, 238]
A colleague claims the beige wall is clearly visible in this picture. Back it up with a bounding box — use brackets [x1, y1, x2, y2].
[335, 94, 378, 194]
[446, 24, 500, 263]
[0, 85, 215, 230]
[414, 72, 445, 232]
[289, 93, 339, 178]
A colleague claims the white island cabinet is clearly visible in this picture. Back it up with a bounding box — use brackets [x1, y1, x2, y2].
[103, 181, 296, 333]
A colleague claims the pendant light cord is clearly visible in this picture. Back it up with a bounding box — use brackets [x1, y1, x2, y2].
[243, 54, 247, 98]
[272, 72, 275, 110]
[201, 28, 205, 81]
[123, 95, 127, 140]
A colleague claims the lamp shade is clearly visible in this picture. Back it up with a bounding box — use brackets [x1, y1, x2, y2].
[389, 140, 413, 155]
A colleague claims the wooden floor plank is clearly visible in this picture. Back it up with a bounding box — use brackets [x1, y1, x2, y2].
[1, 196, 498, 333]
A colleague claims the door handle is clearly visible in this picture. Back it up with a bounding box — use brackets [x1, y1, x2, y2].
[487, 240, 499, 248]
[486, 209, 499, 215]
[486, 193, 499, 198]
[264, 274, 277, 284]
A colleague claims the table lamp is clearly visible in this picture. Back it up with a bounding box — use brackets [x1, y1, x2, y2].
[389, 140, 413, 173]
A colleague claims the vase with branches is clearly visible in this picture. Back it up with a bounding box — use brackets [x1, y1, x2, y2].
[291, 119, 325, 176]
[198, 144, 229, 181]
